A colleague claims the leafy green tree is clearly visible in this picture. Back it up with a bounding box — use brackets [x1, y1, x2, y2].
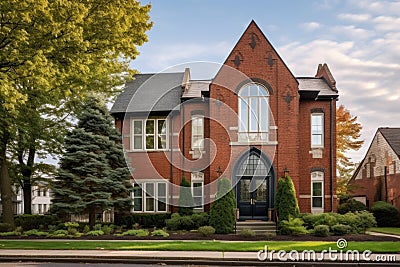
[275, 176, 299, 223]
[0, 0, 152, 220]
[51, 97, 132, 228]
[178, 176, 194, 216]
[209, 178, 236, 234]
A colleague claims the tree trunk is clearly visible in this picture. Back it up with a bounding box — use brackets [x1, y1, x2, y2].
[18, 147, 35, 214]
[89, 209, 96, 230]
[0, 148, 15, 228]
[22, 179, 32, 214]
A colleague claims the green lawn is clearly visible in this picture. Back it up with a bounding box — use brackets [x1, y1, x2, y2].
[0, 240, 399, 253]
[369, 227, 400, 236]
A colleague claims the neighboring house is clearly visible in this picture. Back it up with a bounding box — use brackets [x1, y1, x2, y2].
[0, 184, 52, 215]
[110, 21, 339, 220]
[348, 128, 400, 211]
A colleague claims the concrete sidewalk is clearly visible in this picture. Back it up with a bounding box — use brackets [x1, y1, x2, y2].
[0, 249, 399, 266]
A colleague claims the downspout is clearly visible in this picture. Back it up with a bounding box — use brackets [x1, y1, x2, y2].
[169, 115, 174, 213]
[330, 98, 334, 212]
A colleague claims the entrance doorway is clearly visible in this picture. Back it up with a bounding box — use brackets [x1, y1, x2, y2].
[233, 148, 275, 220]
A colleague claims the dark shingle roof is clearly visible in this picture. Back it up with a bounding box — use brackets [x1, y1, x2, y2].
[297, 77, 339, 98]
[379, 128, 400, 157]
[110, 72, 184, 114]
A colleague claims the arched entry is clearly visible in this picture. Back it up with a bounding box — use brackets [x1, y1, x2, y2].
[232, 148, 275, 220]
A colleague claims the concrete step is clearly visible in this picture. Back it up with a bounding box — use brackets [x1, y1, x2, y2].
[235, 220, 277, 235]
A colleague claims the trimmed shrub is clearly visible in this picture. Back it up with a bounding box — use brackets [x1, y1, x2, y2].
[101, 225, 113, 235]
[338, 199, 367, 214]
[86, 230, 104, 236]
[371, 201, 400, 227]
[151, 229, 169, 237]
[15, 215, 59, 230]
[198, 226, 215, 236]
[239, 228, 256, 237]
[209, 178, 236, 234]
[114, 213, 171, 228]
[313, 224, 330, 237]
[191, 212, 209, 228]
[331, 224, 352, 235]
[178, 176, 194, 216]
[93, 224, 102, 231]
[354, 211, 376, 233]
[279, 216, 308, 236]
[0, 231, 20, 237]
[83, 225, 90, 234]
[275, 176, 299, 222]
[50, 229, 68, 237]
[0, 223, 13, 233]
[116, 229, 149, 237]
[179, 215, 195, 230]
[22, 229, 48, 237]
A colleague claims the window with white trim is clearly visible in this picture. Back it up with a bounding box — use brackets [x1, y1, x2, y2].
[311, 114, 324, 148]
[191, 172, 204, 210]
[191, 115, 204, 149]
[238, 83, 269, 141]
[132, 182, 168, 212]
[132, 119, 167, 151]
[311, 171, 324, 211]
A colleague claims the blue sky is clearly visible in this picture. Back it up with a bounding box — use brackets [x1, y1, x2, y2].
[132, 0, 400, 162]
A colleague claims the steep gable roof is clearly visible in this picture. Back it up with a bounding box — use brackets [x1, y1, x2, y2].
[110, 72, 184, 114]
[379, 128, 400, 158]
[218, 20, 298, 83]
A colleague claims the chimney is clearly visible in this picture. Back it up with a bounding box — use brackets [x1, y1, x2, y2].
[315, 63, 337, 91]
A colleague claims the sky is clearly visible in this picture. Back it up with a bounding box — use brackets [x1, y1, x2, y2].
[131, 0, 400, 163]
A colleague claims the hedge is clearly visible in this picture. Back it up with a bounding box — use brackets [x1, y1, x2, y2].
[114, 213, 171, 228]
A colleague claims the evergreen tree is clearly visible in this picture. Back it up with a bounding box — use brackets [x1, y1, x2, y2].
[178, 176, 194, 215]
[209, 178, 236, 234]
[275, 176, 299, 223]
[51, 97, 131, 228]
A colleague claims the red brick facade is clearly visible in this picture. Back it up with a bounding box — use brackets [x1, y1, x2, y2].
[112, 21, 338, 217]
[349, 128, 400, 211]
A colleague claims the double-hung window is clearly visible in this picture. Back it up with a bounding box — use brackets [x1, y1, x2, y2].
[132, 119, 167, 151]
[191, 172, 204, 210]
[311, 114, 324, 148]
[238, 83, 269, 141]
[132, 182, 168, 212]
[191, 115, 204, 150]
[311, 171, 324, 212]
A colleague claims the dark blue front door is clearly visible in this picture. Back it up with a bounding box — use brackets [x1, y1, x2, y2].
[237, 176, 268, 220]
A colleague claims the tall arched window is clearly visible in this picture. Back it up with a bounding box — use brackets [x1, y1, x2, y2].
[238, 83, 269, 141]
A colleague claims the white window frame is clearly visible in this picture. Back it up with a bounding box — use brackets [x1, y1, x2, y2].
[131, 119, 168, 151]
[191, 172, 204, 210]
[131, 181, 168, 213]
[191, 115, 204, 150]
[311, 113, 324, 148]
[311, 171, 324, 212]
[238, 83, 269, 141]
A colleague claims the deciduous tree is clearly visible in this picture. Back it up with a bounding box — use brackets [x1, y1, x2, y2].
[336, 105, 364, 194]
[0, 0, 152, 221]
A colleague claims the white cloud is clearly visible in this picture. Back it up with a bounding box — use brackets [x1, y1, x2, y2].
[354, 1, 400, 15]
[278, 35, 400, 162]
[373, 15, 400, 32]
[331, 25, 374, 40]
[337, 13, 371, 22]
[301, 22, 321, 31]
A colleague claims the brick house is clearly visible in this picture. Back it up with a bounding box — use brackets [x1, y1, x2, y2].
[348, 128, 400, 211]
[110, 21, 339, 220]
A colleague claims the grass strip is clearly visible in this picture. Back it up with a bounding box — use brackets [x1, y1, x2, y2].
[0, 240, 398, 253]
[369, 227, 400, 236]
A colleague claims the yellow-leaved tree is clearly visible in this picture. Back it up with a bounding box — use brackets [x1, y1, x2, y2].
[0, 0, 152, 226]
[336, 105, 364, 195]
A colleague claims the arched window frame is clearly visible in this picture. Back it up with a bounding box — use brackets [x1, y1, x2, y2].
[238, 83, 270, 141]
